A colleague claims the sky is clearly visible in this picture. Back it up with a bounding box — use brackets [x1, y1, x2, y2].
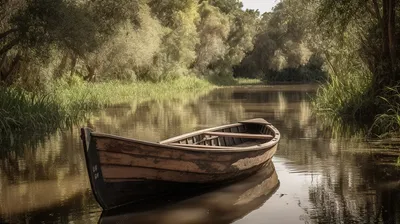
[241, 0, 280, 14]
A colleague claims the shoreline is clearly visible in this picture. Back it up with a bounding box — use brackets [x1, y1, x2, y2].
[0, 76, 215, 145]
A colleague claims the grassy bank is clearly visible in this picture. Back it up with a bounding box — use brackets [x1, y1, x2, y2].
[234, 78, 265, 86]
[0, 76, 214, 144]
[313, 72, 400, 138]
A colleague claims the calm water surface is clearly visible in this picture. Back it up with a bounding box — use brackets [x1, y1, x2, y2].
[1, 85, 399, 224]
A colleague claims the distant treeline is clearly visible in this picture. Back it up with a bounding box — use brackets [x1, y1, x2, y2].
[0, 0, 331, 90]
[1, 0, 399, 136]
[0, 0, 255, 89]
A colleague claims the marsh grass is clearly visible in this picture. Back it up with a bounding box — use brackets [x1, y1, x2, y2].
[313, 73, 373, 118]
[369, 86, 400, 137]
[0, 88, 65, 144]
[234, 78, 265, 86]
[314, 70, 400, 138]
[54, 76, 213, 112]
[0, 76, 214, 145]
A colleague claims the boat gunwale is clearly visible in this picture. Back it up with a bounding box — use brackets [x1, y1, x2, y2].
[90, 120, 280, 153]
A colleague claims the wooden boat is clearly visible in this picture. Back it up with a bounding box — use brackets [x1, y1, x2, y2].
[99, 160, 279, 224]
[81, 118, 280, 210]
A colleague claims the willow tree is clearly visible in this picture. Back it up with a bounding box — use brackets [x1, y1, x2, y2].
[146, 0, 199, 81]
[195, 0, 258, 81]
[317, 0, 399, 93]
[234, 1, 312, 79]
[0, 0, 140, 86]
[194, 2, 230, 75]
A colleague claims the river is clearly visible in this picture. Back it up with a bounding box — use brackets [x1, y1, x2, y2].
[0, 85, 399, 223]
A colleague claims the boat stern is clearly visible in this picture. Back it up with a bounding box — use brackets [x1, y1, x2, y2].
[81, 128, 109, 209]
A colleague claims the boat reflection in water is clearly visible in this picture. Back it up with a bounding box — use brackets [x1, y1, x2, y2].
[99, 160, 279, 224]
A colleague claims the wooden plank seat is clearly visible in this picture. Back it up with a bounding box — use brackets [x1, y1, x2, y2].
[193, 136, 219, 145]
[169, 143, 233, 148]
[203, 132, 273, 140]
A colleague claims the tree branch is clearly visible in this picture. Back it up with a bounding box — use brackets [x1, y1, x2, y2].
[371, 0, 382, 22]
[0, 38, 19, 55]
[0, 28, 18, 40]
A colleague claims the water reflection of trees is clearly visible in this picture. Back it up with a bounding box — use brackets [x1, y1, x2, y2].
[89, 89, 247, 141]
[0, 128, 97, 222]
[279, 134, 400, 223]
[89, 85, 322, 143]
[1, 85, 399, 223]
[227, 85, 400, 223]
[306, 153, 400, 223]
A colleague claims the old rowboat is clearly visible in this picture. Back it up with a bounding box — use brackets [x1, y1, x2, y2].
[81, 118, 280, 210]
[99, 160, 279, 223]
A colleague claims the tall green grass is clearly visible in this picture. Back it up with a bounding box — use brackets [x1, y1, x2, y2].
[370, 86, 400, 137]
[0, 76, 214, 145]
[312, 71, 372, 118]
[0, 88, 65, 144]
[234, 78, 266, 86]
[53, 75, 213, 113]
[313, 69, 400, 138]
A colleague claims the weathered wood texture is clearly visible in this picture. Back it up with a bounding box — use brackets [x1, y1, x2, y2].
[92, 118, 279, 183]
[97, 138, 277, 182]
[203, 131, 273, 139]
[99, 161, 279, 224]
[81, 118, 281, 209]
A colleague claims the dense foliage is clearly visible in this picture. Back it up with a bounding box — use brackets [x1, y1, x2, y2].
[310, 0, 400, 135]
[0, 0, 261, 87]
[233, 1, 327, 83]
[1, 0, 399, 137]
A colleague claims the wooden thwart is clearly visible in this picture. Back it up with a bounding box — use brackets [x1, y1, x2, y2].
[169, 143, 233, 149]
[203, 132, 273, 140]
[193, 136, 219, 145]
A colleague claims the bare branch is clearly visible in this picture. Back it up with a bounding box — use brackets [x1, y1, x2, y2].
[371, 0, 382, 22]
[0, 28, 18, 40]
[0, 38, 19, 55]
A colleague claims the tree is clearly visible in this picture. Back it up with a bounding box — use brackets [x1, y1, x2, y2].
[316, 0, 399, 92]
[144, 0, 199, 81]
[0, 0, 140, 86]
[194, 2, 230, 75]
[234, 1, 313, 79]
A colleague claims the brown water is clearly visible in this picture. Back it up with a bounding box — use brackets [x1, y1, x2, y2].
[0, 85, 399, 224]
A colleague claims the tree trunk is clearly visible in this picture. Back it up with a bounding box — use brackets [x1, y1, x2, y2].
[374, 0, 397, 93]
[386, 0, 397, 81]
[70, 54, 77, 76]
[85, 65, 96, 81]
[55, 53, 69, 78]
[371, 0, 382, 22]
[0, 54, 21, 85]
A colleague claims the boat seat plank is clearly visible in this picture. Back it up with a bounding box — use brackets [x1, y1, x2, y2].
[168, 143, 234, 149]
[233, 140, 265, 147]
[193, 136, 219, 145]
[203, 132, 273, 139]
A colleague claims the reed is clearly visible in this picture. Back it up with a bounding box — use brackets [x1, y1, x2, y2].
[53, 76, 213, 114]
[234, 78, 265, 86]
[369, 86, 400, 137]
[0, 76, 214, 145]
[312, 72, 372, 118]
[314, 70, 400, 138]
[0, 88, 65, 142]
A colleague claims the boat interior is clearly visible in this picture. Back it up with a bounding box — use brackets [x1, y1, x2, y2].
[161, 122, 275, 148]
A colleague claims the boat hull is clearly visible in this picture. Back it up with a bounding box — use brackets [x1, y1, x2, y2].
[81, 119, 280, 210]
[99, 160, 279, 224]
